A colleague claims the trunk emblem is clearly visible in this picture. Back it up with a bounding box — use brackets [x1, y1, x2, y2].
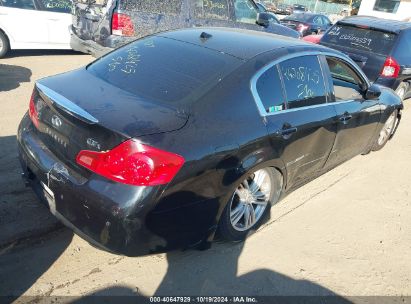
[51, 115, 62, 128]
[87, 138, 101, 150]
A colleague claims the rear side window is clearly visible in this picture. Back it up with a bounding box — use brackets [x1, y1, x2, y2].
[322, 24, 397, 55]
[124, 0, 182, 15]
[393, 31, 411, 63]
[279, 56, 326, 109]
[194, 0, 230, 20]
[1, 0, 35, 9]
[39, 0, 72, 13]
[373, 0, 400, 13]
[256, 66, 286, 113]
[234, 0, 258, 24]
[88, 36, 240, 104]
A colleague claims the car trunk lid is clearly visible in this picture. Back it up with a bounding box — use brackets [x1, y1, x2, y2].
[31, 72, 188, 173]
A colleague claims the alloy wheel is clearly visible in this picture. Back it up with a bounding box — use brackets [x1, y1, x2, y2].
[377, 112, 396, 146]
[229, 168, 273, 232]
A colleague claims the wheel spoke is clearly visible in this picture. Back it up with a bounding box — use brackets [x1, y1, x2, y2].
[231, 204, 246, 226]
[254, 170, 266, 187]
[253, 190, 267, 200]
[252, 198, 268, 206]
[247, 205, 256, 228]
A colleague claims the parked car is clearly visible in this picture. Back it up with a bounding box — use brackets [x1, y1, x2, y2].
[302, 33, 323, 43]
[275, 3, 292, 15]
[281, 13, 332, 36]
[292, 4, 307, 13]
[0, 0, 72, 58]
[70, 0, 300, 57]
[18, 27, 402, 256]
[256, 2, 280, 23]
[320, 16, 411, 100]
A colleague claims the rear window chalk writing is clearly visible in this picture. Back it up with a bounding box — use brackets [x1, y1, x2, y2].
[108, 46, 141, 74]
[339, 34, 372, 46]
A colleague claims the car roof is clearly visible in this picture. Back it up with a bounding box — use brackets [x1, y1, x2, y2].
[159, 27, 329, 60]
[338, 16, 411, 34]
[288, 12, 323, 17]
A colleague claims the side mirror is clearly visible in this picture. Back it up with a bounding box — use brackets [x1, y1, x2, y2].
[365, 84, 381, 100]
[256, 12, 271, 27]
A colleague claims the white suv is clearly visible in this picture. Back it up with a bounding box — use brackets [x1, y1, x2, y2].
[0, 0, 72, 57]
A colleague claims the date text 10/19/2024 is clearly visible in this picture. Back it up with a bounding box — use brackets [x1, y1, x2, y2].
[149, 297, 258, 303]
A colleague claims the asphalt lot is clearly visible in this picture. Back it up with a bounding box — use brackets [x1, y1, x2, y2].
[0, 50, 411, 299]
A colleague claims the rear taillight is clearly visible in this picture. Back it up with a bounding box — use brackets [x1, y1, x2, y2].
[297, 23, 309, 33]
[76, 140, 185, 186]
[28, 89, 39, 129]
[112, 12, 135, 37]
[381, 56, 400, 78]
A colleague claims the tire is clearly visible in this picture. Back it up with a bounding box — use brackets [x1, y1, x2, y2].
[217, 167, 283, 242]
[0, 30, 10, 58]
[395, 82, 409, 101]
[372, 110, 398, 151]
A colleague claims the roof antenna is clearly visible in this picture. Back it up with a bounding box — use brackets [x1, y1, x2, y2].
[200, 32, 212, 41]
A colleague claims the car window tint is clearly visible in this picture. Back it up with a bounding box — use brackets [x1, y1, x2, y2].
[313, 16, 323, 25]
[88, 36, 241, 105]
[284, 13, 311, 22]
[326, 57, 364, 101]
[39, 0, 71, 13]
[1, 0, 35, 9]
[393, 31, 411, 63]
[373, 0, 400, 13]
[321, 24, 397, 55]
[234, 0, 258, 24]
[322, 16, 330, 25]
[124, 0, 182, 15]
[279, 55, 326, 109]
[256, 65, 286, 113]
[194, 0, 229, 20]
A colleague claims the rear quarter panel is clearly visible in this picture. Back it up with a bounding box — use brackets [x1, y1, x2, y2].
[140, 54, 288, 245]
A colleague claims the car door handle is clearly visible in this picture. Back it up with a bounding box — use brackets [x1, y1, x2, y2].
[274, 126, 298, 139]
[48, 18, 59, 21]
[339, 113, 352, 124]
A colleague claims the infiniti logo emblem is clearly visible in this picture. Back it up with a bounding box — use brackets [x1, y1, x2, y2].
[51, 115, 62, 128]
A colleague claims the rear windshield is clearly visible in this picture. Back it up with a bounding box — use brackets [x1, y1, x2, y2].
[284, 14, 312, 22]
[123, 0, 182, 14]
[322, 24, 397, 55]
[87, 36, 240, 104]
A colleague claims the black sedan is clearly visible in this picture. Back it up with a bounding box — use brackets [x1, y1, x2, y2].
[18, 28, 402, 256]
[281, 13, 333, 36]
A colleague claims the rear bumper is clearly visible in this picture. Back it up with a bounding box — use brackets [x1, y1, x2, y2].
[17, 114, 211, 256]
[69, 26, 136, 57]
[70, 29, 112, 58]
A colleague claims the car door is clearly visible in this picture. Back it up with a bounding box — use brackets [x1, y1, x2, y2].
[252, 54, 338, 188]
[320, 55, 382, 168]
[36, 0, 72, 46]
[0, 0, 48, 46]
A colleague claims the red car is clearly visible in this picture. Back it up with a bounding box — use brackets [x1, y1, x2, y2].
[302, 33, 323, 44]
